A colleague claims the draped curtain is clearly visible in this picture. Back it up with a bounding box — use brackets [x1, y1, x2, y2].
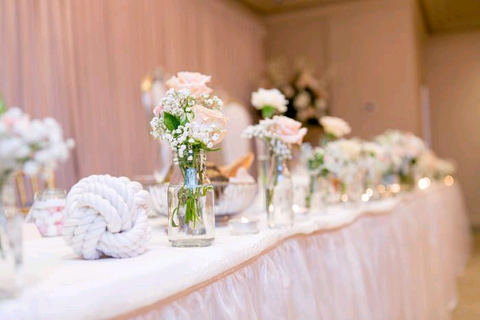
[0, 0, 265, 187]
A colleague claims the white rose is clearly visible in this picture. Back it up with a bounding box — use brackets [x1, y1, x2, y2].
[251, 88, 288, 113]
[319, 116, 351, 138]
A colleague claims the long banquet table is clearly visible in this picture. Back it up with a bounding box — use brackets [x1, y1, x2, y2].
[0, 183, 471, 320]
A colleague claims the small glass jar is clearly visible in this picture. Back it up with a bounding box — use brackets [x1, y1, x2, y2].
[167, 151, 215, 247]
[266, 155, 294, 228]
[29, 188, 67, 237]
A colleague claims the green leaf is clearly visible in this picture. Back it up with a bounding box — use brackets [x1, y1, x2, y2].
[0, 96, 6, 115]
[164, 112, 180, 131]
[261, 106, 276, 118]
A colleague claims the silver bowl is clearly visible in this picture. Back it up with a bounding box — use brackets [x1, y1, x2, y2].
[148, 181, 257, 222]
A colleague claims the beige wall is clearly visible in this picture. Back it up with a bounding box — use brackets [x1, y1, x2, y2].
[426, 31, 480, 217]
[265, 0, 423, 139]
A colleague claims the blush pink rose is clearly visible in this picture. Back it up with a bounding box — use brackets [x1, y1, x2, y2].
[166, 72, 213, 97]
[153, 104, 164, 117]
[274, 115, 307, 145]
[192, 105, 228, 145]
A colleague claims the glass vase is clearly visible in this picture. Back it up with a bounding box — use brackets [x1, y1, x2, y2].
[255, 138, 270, 213]
[29, 188, 67, 237]
[291, 162, 310, 217]
[341, 168, 366, 205]
[0, 173, 23, 300]
[364, 170, 382, 201]
[383, 173, 401, 196]
[319, 175, 342, 205]
[167, 151, 215, 247]
[266, 155, 294, 228]
[305, 174, 317, 212]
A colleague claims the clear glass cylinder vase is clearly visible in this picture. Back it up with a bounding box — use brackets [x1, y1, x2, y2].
[341, 168, 366, 205]
[319, 175, 342, 205]
[167, 151, 215, 247]
[255, 138, 270, 213]
[0, 173, 23, 300]
[266, 155, 294, 228]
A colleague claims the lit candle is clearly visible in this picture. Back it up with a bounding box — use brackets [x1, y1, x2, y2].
[229, 217, 259, 235]
[444, 175, 454, 186]
[390, 183, 401, 194]
[418, 177, 431, 190]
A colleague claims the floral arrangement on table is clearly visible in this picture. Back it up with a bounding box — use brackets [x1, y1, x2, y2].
[357, 141, 393, 199]
[303, 126, 458, 206]
[0, 105, 74, 267]
[256, 56, 333, 125]
[305, 139, 364, 203]
[150, 72, 226, 158]
[242, 115, 307, 160]
[319, 116, 351, 145]
[375, 130, 427, 187]
[150, 71, 227, 246]
[0, 107, 75, 191]
[305, 147, 328, 207]
[416, 151, 456, 181]
[242, 115, 307, 227]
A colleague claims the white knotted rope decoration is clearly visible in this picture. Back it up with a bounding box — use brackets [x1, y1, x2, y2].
[63, 175, 152, 260]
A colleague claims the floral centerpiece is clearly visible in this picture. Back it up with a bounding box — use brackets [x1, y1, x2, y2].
[305, 147, 328, 208]
[0, 107, 74, 192]
[249, 88, 289, 213]
[0, 106, 74, 297]
[256, 57, 333, 125]
[322, 139, 365, 202]
[358, 141, 390, 199]
[375, 130, 427, 189]
[242, 116, 307, 161]
[150, 71, 227, 247]
[319, 116, 351, 145]
[417, 151, 456, 183]
[243, 116, 306, 227]
[433, 158, 456, 181]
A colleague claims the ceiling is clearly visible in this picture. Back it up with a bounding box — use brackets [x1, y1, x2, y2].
[236, 0, 358, 14]
[237, 0, 480, 34]
[420, 0, 480, 33]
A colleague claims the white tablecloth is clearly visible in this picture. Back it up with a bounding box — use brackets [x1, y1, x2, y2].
[0, 183, 471, 320]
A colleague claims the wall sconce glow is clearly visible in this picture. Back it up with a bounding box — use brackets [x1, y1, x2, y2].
[418, 177, 431, 190]
[341, 194, 348, 202]
[361, 193, 370, 202]
[390, 183, 401, 194]
[444, 175, 454, 186]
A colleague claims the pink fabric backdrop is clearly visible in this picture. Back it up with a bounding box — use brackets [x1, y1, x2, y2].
[0, 0, 265, 188]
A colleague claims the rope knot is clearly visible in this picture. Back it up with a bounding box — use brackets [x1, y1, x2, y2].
[63, 175, 152, 260]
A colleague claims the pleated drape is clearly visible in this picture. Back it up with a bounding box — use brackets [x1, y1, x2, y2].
[0, 0, 265, 187]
